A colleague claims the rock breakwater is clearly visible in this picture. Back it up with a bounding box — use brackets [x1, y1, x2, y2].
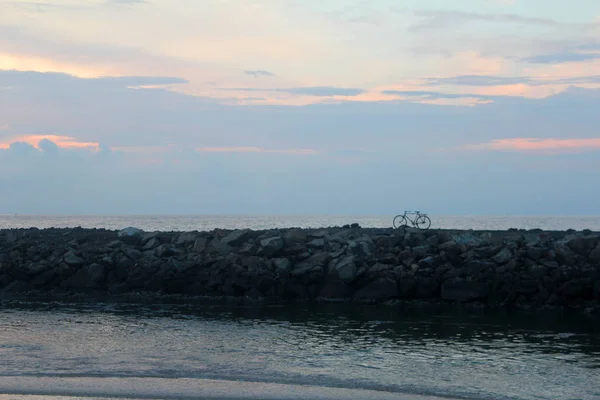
[1, 226, 599, 311]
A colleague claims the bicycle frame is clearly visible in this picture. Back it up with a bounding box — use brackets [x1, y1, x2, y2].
[402, 211, 422, 226]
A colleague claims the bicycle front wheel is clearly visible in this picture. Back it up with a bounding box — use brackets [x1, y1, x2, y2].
[415, 215, 431, 230]
[393, 215, 408, 229]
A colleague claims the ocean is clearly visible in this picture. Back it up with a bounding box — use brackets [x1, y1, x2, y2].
[1, 214, 600, 232]
[0, 215, 599, 400]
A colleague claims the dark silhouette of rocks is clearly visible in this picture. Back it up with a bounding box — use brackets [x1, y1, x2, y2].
[0, 226, 598, 313]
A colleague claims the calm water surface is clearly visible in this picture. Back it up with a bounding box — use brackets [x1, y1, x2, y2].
[1, 214, 600, 231]
[0, 300, 598, 400]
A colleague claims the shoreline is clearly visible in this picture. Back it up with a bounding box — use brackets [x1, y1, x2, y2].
[1, 226, 599, 314]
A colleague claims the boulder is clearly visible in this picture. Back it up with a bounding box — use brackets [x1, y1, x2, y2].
[63, 251, 84, 266]
[439, 240, 465, 255]
[175, 232, 197, 247]
[192, 238, 208, 253]
[117, 227, 145, 245]
[284, 229, 307, 245]
[257, 236, 284, 257]
[492, 248, 513, 264]
[142, 237, 161, 251]
[565, 234, 600, 257]
[589, 244, 600, 263]
[222, 229, 253, 247]
[452, 232, 487, 248]
[334, 256, 358, 283]
[291, 252, 329, 279]
[308, 238, 325, 249]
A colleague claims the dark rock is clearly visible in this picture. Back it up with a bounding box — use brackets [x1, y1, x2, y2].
[117, 227, 144, 245]
[566, 235, 599, 257]
[308, 238, 325, 249]
[142, 237, 161, 251]
[175, 232, 197, 247]
[192, 238, 208, 253]
[284, 229, 307, 245]
[589, 245, 600, 263]
[526, 247, 545, 261]
[222, 229, 253, 247]
[63, 251, 84, 266]
[492, 248, 513, 264]
[155, 244, 178, 258]
[291, 253, 329, 281]
[333, 256, 358, 283]
[257, 236, 284, 257]
[206, 238, 233, 255]
[439, 240, 465, 255]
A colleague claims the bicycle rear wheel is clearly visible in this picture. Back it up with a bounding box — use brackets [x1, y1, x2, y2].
[393, 215, 408, 229]
[415, 215, 431, 230]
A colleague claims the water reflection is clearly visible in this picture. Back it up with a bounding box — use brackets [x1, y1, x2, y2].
[1, 298, 599, 400]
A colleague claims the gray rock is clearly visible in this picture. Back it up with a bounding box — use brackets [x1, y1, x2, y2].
[273, 258, 292, 272]
[588, 244, 600, 263]
[192, 238, 208, 253]
[206, 238, 233, 255]
[141, 232, 160, 246]
[308, 238, 325, 249]
[335, 256, 358, 283]
[63, 251, 84, 266]
[492, 248, 513, 264]
[291, 253, 330, 278]
[284, 229, 307, 245]
[412, 245, 431, 260]
[565, 234, 600, 257]
[176, 232, 197, 246]
[526, 247, 545, 261]
[439, 240, 466, 255]
[154, 244, 178, 258]
[117, 227, 145, 245]
[88, 263, 106, 284]
[142, 237, 161, 251]
[257, 236, 284, 257]
[123, 248, 142, 260]
[222, 229, 253, 247]
[453, 233, 487, 247]
[101, 256, 114, 265]
[347, 239, 374, 257]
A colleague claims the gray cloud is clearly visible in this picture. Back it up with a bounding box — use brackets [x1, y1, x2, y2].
[0, 71, 187, 88]
[221, 86, 366, 97]
[2, 70, 600, 214]
[244, 70, 276, 78]
[424, 74, 600, 87]
[405, 9, 559, 32]
[521, 52, 600, 64]
[425, 75, 531, 86]
[381, 90, 499, 100]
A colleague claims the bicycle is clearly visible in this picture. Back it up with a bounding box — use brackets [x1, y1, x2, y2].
[393, 211, 431, 230]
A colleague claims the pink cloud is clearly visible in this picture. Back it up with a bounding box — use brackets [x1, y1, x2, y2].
[462, 138, 600, 153]
[0, 134, 100, 150]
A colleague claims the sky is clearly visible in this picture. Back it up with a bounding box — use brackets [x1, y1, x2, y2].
[1, 0, 600, 215]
